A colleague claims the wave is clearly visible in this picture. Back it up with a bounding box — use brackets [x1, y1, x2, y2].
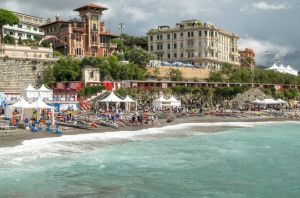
[0, 121, 298, 165]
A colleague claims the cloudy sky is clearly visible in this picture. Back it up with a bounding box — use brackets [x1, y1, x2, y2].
[1, 0, 299, 68]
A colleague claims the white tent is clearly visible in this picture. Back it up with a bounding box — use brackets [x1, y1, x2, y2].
[261, 99, 280, 105]
[22, 84, 39, 99]
[267, 63, 298, 76]
[5, 97, 35, 120]
[167, 96, 181, 107]
[38, 84, 53, 100]
[123, 95, 137, 111]
[268, 63, 279, 70]
[276, 98, 288, 104]
[32, 98, 55, 123]
[152, 96, 168, 109]
[100, 92, 124, 111]
[252, 99, 262, 104]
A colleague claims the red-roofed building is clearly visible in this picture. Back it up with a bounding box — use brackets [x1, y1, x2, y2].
[41, 4, 118, 58]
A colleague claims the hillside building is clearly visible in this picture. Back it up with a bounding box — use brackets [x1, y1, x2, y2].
[40, 4, 118, 58]
[147, 19, 240, 70]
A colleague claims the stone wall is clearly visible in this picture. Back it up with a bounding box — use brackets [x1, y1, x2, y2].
[147, 66, 210, 80]
[0, 57, 56, 93]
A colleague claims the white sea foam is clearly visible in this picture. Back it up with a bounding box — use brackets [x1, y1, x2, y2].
[0, 121, 298, 165]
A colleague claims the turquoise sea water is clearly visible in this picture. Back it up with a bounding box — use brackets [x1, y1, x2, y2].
[0, 122, 300, 198]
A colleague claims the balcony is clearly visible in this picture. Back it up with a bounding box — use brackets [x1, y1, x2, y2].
[109, 43, 117, 48]
[100, 43, 118, 48]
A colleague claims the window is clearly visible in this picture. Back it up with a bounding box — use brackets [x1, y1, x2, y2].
[210, 31, 214, 37]
[92, 33, 97, 43]
[157, 35, 159, 40]
[34, 28, 38, 31]
[191, 32, 194, 37]
[173, 33, 177, 39]
[205, 30, 208, 36]
[18, 33, 22, 37]
[174, 53, 177, 58]
[188, 32, 190, 37]
[9, 31, 14, 36]
[18, 24, 22, 29]
[199, 31, 202, 36]
[150, 36, 153, 41]
[27, 26, 31, 30]
[160, 35, 163, 40]
[27, 34, 32, 39]
[167, 44, 170, 50]
[75, 33, 81, 41]
[180, 43, 183, 49]
[180, 32, 183, 37]
[93, 23, 97, 31]
[181, 53, 184, 58]
[90, 71, 94, 79]
[167, 34, 170, 40]
[174, 43, 177, 49]
[75, 48, 82, 56]
[168, 54, 171, 59]
[150, 45, 153, 51]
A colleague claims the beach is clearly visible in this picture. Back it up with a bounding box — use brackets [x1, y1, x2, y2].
[0, 115, 297, 148]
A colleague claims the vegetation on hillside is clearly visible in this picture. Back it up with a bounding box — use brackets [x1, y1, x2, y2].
[208, 63, 300, 85]
[0, 9, 19, 44]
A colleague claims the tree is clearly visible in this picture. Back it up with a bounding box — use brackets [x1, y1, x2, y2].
[153, 67, 160, 79]
[169, 68, 183, 81]
[3, 34, 15, 44]
[0, 9, 19, 44]
[42, 66, 56, 87]
[53, 56, 81, 81]
[208, 71, 224, 82]
[124, 47, 155, 67]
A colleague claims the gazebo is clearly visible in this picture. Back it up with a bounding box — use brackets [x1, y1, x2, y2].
[38, 84, 53, 101]
[123, 95, 137, 112]
[167, 96, 181, 107]
[5, 97, 34, 121]
[32, 98, 55, 123]
[22, 84, 39, 100]
[152, 96, 168, 109]
[100, 92, 124, 111]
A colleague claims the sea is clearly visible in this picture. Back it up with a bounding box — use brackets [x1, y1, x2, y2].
[0, 121, 300, 198]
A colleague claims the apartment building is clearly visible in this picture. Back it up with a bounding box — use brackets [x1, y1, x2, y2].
[147, 19, 240, 70]
[3, 11, 44, 41]
[41, 4, 118, 58]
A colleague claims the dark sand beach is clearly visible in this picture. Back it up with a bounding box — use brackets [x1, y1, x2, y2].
[0, 116, 298, 148]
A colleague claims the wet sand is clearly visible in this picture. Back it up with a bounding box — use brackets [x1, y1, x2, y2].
[0, 116, 298, 148]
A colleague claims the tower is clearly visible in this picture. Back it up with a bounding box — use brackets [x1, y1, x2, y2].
[74, 4, 108, 56]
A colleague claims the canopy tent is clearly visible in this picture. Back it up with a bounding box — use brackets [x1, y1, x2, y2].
[152, 96, 168, 109]
[32, 98, 55, 123]
[22, 84, 39, 99]
[5, 97, 55, 124]
[100, 92, 124, 111]
[123, 95, 137, 111]
[38, 84, 53, 100]
[252, 99, 262, 104]
[261, 99, 280, 105]
[6, 97, 34, 121]
[267, 63, 298, 76]
[10, 97, 34, 109]
[276, 98, 288, 104]
[167, 96, 181, 107]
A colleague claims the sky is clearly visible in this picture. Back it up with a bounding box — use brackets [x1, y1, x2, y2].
[0, 0, 299, 68]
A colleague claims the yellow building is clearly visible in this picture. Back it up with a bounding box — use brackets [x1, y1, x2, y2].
[147, 19, 240, 70]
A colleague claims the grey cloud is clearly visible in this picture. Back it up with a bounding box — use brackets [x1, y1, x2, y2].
[0, 0, 299, 68]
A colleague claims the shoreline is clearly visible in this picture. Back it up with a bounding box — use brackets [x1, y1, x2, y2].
[0, 116, 299, 148]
